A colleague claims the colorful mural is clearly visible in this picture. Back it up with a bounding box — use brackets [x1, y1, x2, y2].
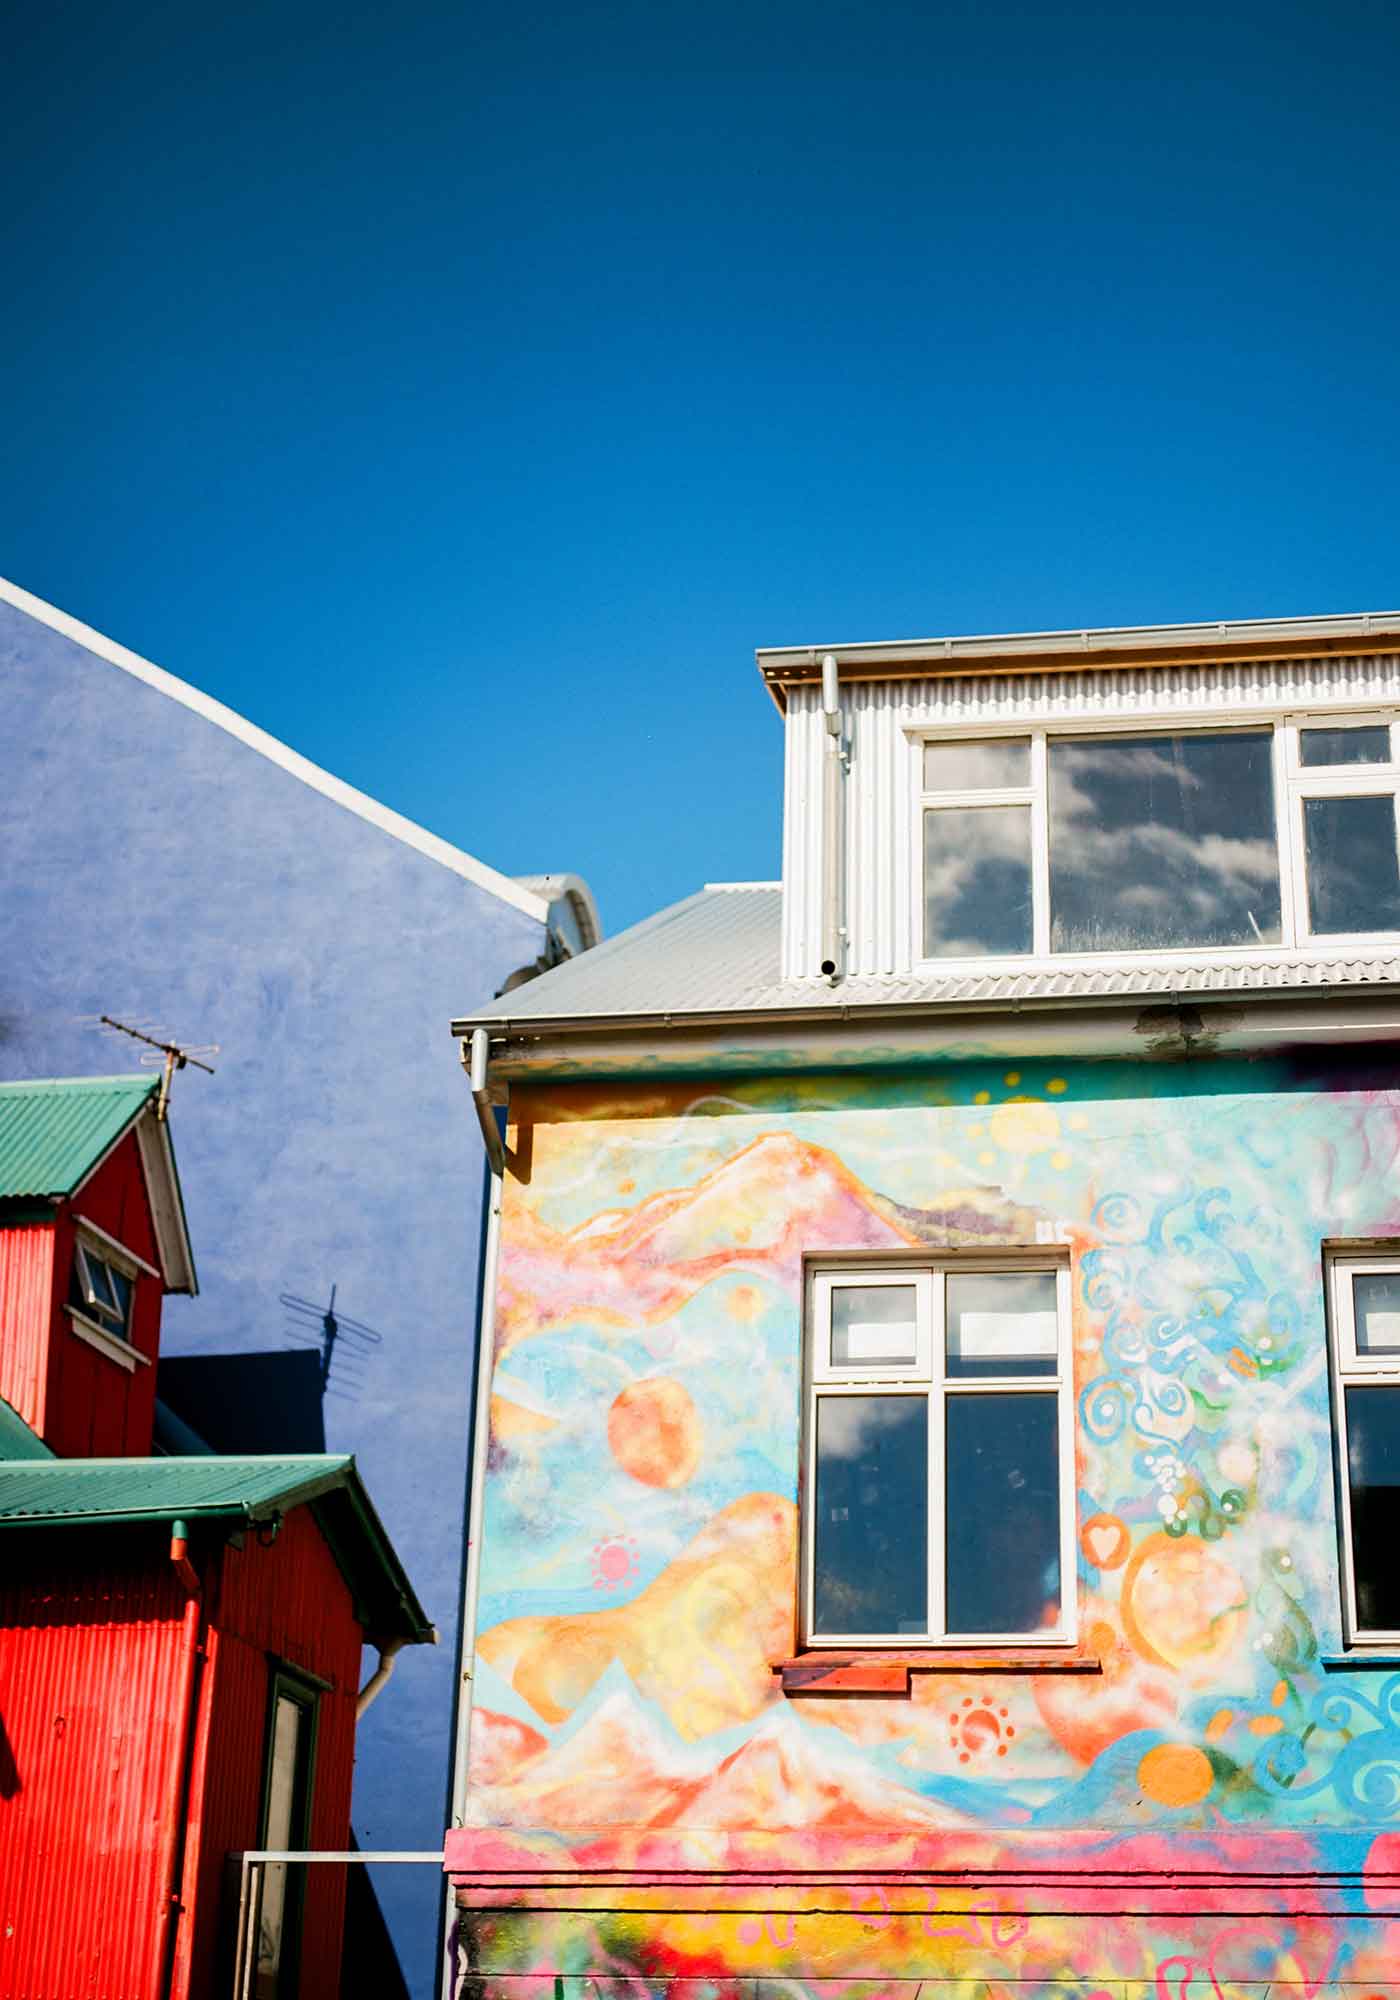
[448, 1059, 1400, 1992]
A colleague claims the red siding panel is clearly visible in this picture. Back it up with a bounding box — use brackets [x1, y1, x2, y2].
[46, 1135, 163, 1460]
[0, 1530, 190, 2000]
[176, 1508, 365, 2000]
[0, 1222, 55, 1437]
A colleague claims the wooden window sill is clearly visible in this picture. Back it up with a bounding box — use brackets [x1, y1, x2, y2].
[773, 1651, 1102, 1695]
[65, 1307, 148, 1373]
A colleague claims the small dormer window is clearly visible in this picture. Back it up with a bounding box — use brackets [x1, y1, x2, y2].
[69, 1238, 134, 1342]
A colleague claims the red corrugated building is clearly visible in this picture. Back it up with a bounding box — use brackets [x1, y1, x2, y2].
[0, 1079, 433, 1999]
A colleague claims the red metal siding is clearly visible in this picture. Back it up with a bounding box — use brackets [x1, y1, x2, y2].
[0, 1529, 190, 2000]
[46, 1137, 163, 1459]
[175, 1507, 365, 2000]
[0, 1222, 55, 1437]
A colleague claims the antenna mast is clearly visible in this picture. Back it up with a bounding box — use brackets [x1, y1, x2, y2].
[99, 1016, 217, 1120]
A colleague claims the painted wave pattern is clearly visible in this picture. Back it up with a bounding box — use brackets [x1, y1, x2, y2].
[470, 1066, 1400, 1840]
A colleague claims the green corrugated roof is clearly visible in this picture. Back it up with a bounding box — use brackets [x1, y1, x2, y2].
[0, 1400, 54, 1461]
[0, 1455, 434, 1645]
[0, 1076, 160, 1200]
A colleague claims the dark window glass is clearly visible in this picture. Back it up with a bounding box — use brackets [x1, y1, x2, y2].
[69, 1247, 132, 1338]
[946, 1271, 1058, 1379]
[1304, 795, 1400, 935]
[945, 1393, 1059, 1633]
[923, 738, 1030, 790]
[830, 1284, 917, 1369]
[1354, 1272, 1400, 1356]
[923, 806, 1032, 958]
[1346, 1385, 1400, 1631]
[813, 1396, 927, 1634]
[1049, 731, 1281, 952]
[1300, 725, 1391, 768]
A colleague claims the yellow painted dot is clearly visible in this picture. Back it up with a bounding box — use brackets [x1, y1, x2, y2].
[968, 1123, 983, 1138]
[1137, 1742, 1213, 1807]
[1051, 1151, 1071, 1171]
[1004, 1071, 1021, 1086]
[1047, 1078, 1068, 1095]
[978, 1152, 996, 1168]
[974, 1090, 991, 1105]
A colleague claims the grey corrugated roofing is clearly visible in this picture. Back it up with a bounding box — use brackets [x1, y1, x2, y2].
[454, 886, 1400, 1033]
[0, 1399, 54, 1461]
[0, 1455, 434, 1645]
[0, 1076, 159, 1199]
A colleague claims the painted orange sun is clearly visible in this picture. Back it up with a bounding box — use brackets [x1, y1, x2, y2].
[607, 1377, 703, 1488]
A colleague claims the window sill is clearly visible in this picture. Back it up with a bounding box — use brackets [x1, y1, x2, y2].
[65, 1307, 148, 1373]
[774, 1651, 1102, 1695]
[1321, 1652, 1400, 1671]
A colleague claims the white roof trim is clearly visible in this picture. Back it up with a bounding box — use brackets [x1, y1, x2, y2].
[0, 574, 548, 923]
[134, 1111, 198, 1296]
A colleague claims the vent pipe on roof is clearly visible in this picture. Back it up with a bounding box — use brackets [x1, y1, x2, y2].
[819, 653, 846, 984]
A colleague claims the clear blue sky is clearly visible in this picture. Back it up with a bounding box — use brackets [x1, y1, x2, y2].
[6, 0, 1399, 937]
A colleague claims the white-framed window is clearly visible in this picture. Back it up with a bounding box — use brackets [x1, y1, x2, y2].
[914, 712, 1400, 966]
[1327, 1249, 1400, 1644]
[804, 1258, 1075, 1647]
[68, 1232, 135, 1342]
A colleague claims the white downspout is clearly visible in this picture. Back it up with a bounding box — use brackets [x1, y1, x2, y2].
[819, 652, 846, 983]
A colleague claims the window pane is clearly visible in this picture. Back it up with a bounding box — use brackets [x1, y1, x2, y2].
[1346, 1386, 1400, 1631]
[1303, 795, 1400, 934]
[1049, 731, 1281, 952]
[107, 1265, 132, 1333]
[923, 806, 1032, 958]
[1300, 725, 1391, 768]
[85, 1253, 118, 1316]
[946, 1271, 1058, 1378]
[830, 1284, 918, 1368]
[813, 1396, 927, 1634]
[945, 1393, 1059, 1634]
[1353, 1272, 1400, 1356]
[923, 737, 1029, 791]
[257, 1693, 305, 1993]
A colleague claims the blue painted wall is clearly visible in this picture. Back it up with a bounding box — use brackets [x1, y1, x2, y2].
[0, 596, 546, 1992]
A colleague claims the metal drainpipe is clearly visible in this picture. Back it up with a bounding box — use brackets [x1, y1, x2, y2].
[156, 1520, 207, 2000]
[439, 1150, 505, 2000]
[819, 652, 847, 983]
[356, 1635, 410, 1719]
[462, 1028, 506, 1177]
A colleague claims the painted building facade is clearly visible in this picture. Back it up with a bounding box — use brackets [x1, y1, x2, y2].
[446, 613, 1400, 1998]
[0, 576, 597, 1991]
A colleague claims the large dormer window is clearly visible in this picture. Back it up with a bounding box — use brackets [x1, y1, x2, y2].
[917, 714, 1400, 964]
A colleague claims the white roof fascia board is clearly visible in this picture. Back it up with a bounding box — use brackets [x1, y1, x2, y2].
[134, 1108, 198, 1295]
[0, 575, 548, 925]
[757, 610, 1400, 676]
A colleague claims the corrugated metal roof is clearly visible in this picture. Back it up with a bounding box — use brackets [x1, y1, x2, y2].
[0, 1454, 434, 1643]
[0, 1452, 352, 1521]
[454, 886, 1400, 1032]
[0, 1398, 53, 1460]
[0, 1075, 159, 1199]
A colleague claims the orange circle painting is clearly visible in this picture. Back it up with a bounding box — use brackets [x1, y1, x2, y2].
[608, 1377, 703, 1488]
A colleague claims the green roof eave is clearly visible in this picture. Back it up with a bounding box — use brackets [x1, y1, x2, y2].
[0, 1455, 432, 1645]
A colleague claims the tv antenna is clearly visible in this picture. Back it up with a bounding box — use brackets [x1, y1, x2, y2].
[279, 1284, 384, 1401]
[97, 1016, 218, 1121]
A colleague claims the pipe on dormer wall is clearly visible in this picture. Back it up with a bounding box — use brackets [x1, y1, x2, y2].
[463, 1027, 507, 1177]
[819, 653, 846, 983]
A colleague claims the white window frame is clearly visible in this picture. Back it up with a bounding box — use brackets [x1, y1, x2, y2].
[1326, 1247, 1400, 1647]
[802, 1255, 1076, 1650]
[65, 1222, 147, 1369]
[909, 710, 1400, 972]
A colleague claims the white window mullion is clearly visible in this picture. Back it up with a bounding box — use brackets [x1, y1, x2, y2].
[1030, 729, 1050, 957]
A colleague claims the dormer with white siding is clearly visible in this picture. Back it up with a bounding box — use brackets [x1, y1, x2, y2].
[760, 611, 1400, 990]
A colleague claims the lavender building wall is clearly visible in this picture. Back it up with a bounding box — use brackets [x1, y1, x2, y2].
[0, 582, 579, 1993]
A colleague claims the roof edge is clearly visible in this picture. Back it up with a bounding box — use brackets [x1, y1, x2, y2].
[0, 574, 549, 924]
[756, 611, 1400, 708]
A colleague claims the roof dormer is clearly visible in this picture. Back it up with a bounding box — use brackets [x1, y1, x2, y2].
[759, 610, 1400, 986]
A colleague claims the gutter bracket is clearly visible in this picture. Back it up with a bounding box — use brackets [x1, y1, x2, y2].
[463, 1028, 507, 1178]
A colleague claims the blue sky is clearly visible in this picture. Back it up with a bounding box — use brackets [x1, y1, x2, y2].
[5, 0, 1399, 936]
